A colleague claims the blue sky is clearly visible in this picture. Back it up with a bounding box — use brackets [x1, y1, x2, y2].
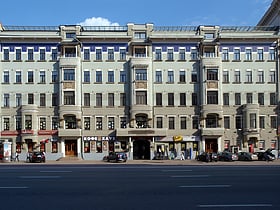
[0, 0, 272, 26]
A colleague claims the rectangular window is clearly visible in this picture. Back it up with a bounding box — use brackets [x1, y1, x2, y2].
[25, 115, 32, 130]
[249, 113, 257, 129]
[120, 71, 126, 83]
[120, 49, 126, 60]
[84, 117, 90, 130]
[258, 93, 264, 105]
[156, 93, 162, 106]
[120, 93, 126, 106]
[168, 117, 175, 129]
[180, 116, 187, 129]
[51, 48, 58, 61]
[15, 48, 21, 61]
[39, 48, 46, 61]
[257, 49, 264, 61]
[96, 49, 102, 61]
[40, 71, 46, 83]
[40, 117, 46, 130]
[207, 69, 218, 80]
[192, 116, 199, 129]
[135, 69, 147, 81]
[134, 32, 146, 39]
[259, 116, 265, 129]
[235, 116, 242, 129]
[223, 70, 229, 83]
[270, 116, 277, 129]
[179, 70, 186, 83]
[4, 94, 10, 107]
[3, 71, 9, 83]
[270, 93, 277, 105]
[120, 117, 127, 128]
[52, 117, 59, 130]
[84, 48, 90, 60]
[64, 91, 75, 105]
[52, 71, 58, 83]
[234, 48, 240, 61]
[269, 48, 275, 61]
[235, 93, 241, 105]
[28, 93, 34, 104]
[52, 93, 58, 106]
[246, 93, 253, 104]
[168, 93, 174, 106]
[223, 93, 229, 105]
[207, 91, 218, 104]
[108, 93, 114, 106]
[134, 48, 146, 57]
[84, 70, 90, 83]
[16, 116, 22, 130]
[40, 93, 46, 107]
[16, 93, 22, 107]
[257, 70, 264, 83]
[96, 117, 102, 130]
[222, 48, 229, 61]
[4, 118, 10, 130]
[27, 71, 34, 83]
[84, 93, 90, 106]
[107, 49, 114, 60]
[180, 93, 186, 106]
[108, 71, 114, 83]
[96, 71, 102, 83]
[269, 71, 276, 83]
[108, 117, 115, 130]
[167, 48, 174, 61]
[3, 48, 9, 60]
[245, 70, 252, 83]
[96, 93, 102, 107]
[155, 48, 162, 60]
[234, 70, 240, 83]
[156, 117, 163, 128]
[155, 70, 162, 83]
[224, 116, 230, 129]
[245, 49, 252, 61]
[167, 70, 174, 83]
[179, 48, 185, 60]
[191, 72, 197, 82]
[27, 48, 34, 61]
[64, 69, 75, 81]
[192, 93, 197, 105]
[136, 91, 147, 105]
[190, 48, 198, 60]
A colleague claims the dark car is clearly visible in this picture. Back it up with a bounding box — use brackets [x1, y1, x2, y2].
[29, 151, 46, 163]
[103, 152, 127, 162]
[256, 149, 275, 161]
[197, 152, 218, 162]
[237, 152, 258, 161]
[217, 151, 238, 161]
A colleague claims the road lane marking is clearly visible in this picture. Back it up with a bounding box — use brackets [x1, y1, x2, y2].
[0, 187, 28, 189]
[180, 185, 231, 188]
[19, 176, 61, 179]
[171, 175, 209, 178]
[198, 204, 272, 208]
[161, 170, 193, 172]
[40, 171, 72, 173]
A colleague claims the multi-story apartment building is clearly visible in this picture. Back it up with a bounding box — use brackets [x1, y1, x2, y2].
[1, 4, 280, 161]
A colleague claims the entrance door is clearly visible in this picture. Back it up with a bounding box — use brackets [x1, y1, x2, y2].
[65, 140, 77, 156]
[133, 140, 150, 160]
[205, 139, 218, 153]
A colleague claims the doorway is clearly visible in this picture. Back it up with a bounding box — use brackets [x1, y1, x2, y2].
[65, 140, 77, 156]
[205, 139, 218, 153]
[133, 140, 150, 160]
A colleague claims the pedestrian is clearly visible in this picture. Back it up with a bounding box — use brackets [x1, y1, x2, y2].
[180, 151, 185, 160]
[26, 152, 31, 162]
[15, 152, 19, 162]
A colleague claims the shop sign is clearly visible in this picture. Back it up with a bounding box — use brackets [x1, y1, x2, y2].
[83, 136, 98, 141]
[173, 135, 183, 142]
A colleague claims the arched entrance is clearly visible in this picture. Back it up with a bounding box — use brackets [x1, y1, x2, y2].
[133, 140, 150, 160]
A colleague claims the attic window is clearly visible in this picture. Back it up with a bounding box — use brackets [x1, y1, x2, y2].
[204, 33, 214, 39]
[66, 32, 76, 39]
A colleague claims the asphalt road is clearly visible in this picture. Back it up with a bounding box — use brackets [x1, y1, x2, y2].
[0, 164, 279, 210]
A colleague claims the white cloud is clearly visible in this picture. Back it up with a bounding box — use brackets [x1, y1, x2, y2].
[77, 17, 119, 26]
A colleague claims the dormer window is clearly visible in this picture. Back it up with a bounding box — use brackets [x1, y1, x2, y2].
[66, 32, 76, 39]
[134, 32, 146, 39]
[204, 33, 214, 39]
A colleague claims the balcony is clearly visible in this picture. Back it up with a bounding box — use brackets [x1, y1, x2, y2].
[58, 128, 82, 137]
[130, 56, 151, 68]
[59, 57, 81, 67]
[201, 56, 221, 67]
[201, 127, 224, 136]
[116, 127, 168, 137]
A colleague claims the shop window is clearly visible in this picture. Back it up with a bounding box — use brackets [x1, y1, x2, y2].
[96, 141, 102, 153]
[52, 142, 58, 153]
[84, 141, 90, 153]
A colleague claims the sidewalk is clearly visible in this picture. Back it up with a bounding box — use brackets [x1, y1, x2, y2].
[4, 159, 280, 165]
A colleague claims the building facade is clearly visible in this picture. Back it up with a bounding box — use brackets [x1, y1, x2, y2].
[0, 20, 279, 161]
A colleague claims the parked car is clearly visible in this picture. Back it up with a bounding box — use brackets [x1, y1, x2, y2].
[217, 151, 238, 161]
[197, 152, 218, 162]
[103, 152, 127, 162]
[256, 149, 275, 161]
[29, 151, 46, 163]
[237, 152, 258, 161]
